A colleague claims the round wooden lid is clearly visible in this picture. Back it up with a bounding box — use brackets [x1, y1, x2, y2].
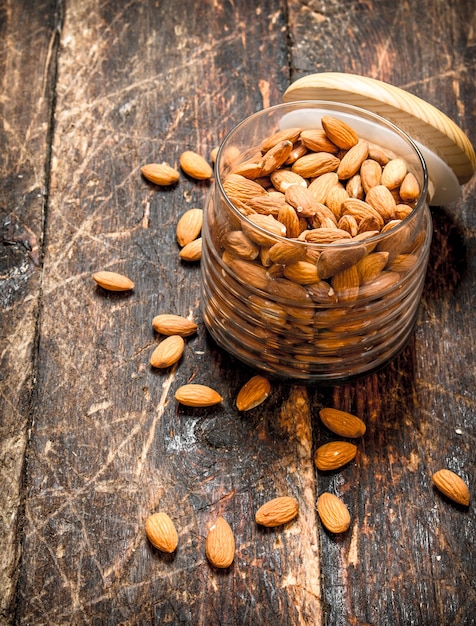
[283, 73, 476, 197]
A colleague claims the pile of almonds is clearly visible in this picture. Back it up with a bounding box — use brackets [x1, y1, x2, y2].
[91, 134, 470, 572]
[201, 115, 431, 379]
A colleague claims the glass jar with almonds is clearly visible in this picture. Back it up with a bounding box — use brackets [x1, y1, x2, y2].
[201, 86, 474, 382]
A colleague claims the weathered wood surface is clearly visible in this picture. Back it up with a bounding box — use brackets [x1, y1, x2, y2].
[1, 0, 474, 624]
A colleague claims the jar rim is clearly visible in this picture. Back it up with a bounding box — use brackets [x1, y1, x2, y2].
[215, 100, 429, 250]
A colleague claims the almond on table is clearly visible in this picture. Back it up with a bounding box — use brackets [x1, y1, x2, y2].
[255, 496, 299, 527]
[317, 492, 351, 533]
[174, 384, 223, 407]
[92, 270, 134, 292]
[179, 150, 213, 180]
[235, 375, 271, 411]
[141, 162, 180, 186]
[431, 469, 470, 506]
[205, 516, 235, 568]
[150, 335, 185, 369]
[145, 512, 178, 553]
[319, 407, 366, 438]
[176, 208, 203, 247]
[152, 314, 198, 337]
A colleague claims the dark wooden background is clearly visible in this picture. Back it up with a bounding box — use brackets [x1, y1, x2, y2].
[1, 0, 475, 624]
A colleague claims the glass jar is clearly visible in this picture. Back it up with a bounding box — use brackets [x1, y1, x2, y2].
[201, 101, 431, 382]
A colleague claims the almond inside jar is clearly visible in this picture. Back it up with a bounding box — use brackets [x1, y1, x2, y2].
[201, 103, 430, 382]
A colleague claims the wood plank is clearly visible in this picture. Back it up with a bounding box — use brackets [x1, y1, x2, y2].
[13, 1, 323, 624]
[289, 0, 476, 623]
[0, 0, 61, 621]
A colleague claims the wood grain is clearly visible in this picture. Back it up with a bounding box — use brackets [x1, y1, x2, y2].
[1, 0, 474, 624]
[0, 0, 62, 620]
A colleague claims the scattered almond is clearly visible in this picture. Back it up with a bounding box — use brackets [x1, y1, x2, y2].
[205, 516, 235, 568]
[176, 208, 203, 247]
[317, 492, 351, 533]
[93, 270, 134, 292]
[431, 469, 470, 506]
[174, 384, 223, 407]
[179, 237, 202, 262]
[236, 375, 271, 411]
[314, 441, 358, 471]
[150, 335, 185, 368]
[255, 496, 299, 527]
[141, 162, 180, 186]
[319, 407, 366, 438]
[152, 314, 198, 337]
[179, 150, 213, 180]
[145, 512, 178, 553]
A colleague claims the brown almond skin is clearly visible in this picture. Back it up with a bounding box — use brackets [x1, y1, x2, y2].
[319, 407, 366, 438]
[432, 469, 470, 506]
[179, 150, 213, 180]
[93, 270, 134, 292]
[205, 516, 235, 568]
[317, 492, 351, 533]
[236, 375, 271, 411]
[141, 163, 180, 186]
[174, 384, 223, 407]
[314, 441, 358, 471]
[255, 496, 299, 527]
[152, 314, 198, 337]
[150, 335, 185, 369]
[145, 512, 178, 553]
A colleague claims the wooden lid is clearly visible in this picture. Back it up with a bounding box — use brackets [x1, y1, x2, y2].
[283, 73, 476, 194]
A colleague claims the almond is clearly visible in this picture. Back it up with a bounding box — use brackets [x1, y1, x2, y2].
[205, 516, 235, 568]
[277, 203, 301, 238]
[93, 270, 134, 292]
[356, 251, 389, 284]
[365, 184, 396, 221]
[152, 314, 198, 337]
[176, 208, 203, 247]
[260, 127, 302, 152]
[174, 384, 223, 407]
[381, 157, 408, 189]
[360, 159, 382, 194]
[141, 162, 180, 186]
[268, 240, 307, 265]
[321, 116, 359, 150]
[224, 258, 270, 290]
[319, 407, 366, 438]
[236, 375, 271, 411]
[150, 335, 185, 368]
[261, 140, 294, 175]
[317, 244, 366, 279]
[285, 184, 316, 217]
[399, 172, 421, 202]
[292, 151, 340, 178]
[283, 260, 319, 285]
[270, 169, 307, 192]
[255, 496, 299, 527]
[431, 469, 470, 506]
[242, 213, 287, 246]
[300, 129, 339, 153]
[145, 512, 178, 553]
[223, 173, 267, 205]
[331, 264, 360, 303]
[179, 237, 202, 262]
[314, 441, 357, 471]
[337, 140, 369, 180]
[317, 492, 351, 533]
[308, 172, 340, 204]
[222, 231, 260, 260]
[179, 150, 213, 180]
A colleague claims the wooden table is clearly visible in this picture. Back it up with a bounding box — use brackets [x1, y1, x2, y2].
[1, 1, 475, 624]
